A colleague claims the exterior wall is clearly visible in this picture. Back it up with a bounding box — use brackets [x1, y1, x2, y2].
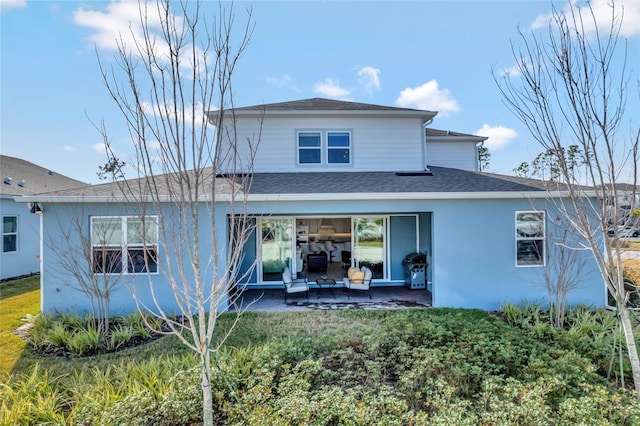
[224, 115, 426, 173]
[1, 198, 40, 280]
[429, 198, 604, 310]
[39, 202, 231, 316]
[39, 196, 605, 314]
[425, 141, 478, 171]
[240, 198, 604, 311]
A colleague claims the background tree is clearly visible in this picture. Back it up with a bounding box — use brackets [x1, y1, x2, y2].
[496, 2, 640, 392]
[96, 1, 258, 424]
[478, 145, 491, 171]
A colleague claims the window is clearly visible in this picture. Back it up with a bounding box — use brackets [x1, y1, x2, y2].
[515, 211, 545, 266]
[327, 132, 351, 164]
[298, 132, 321, 164]
[3, 216, 17, 253]
[297, 130, 351, 165]
[91, 216, 158, 274]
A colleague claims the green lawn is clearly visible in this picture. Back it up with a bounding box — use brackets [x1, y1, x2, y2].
[0, 276, 40, 375]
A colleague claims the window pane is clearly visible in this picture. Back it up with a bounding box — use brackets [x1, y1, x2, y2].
[354, 217, 385, 279]
[93, 248, 123, 273]
[3, 235, 17, 252]
[128, 217, 158, 245]
[516, 212, 544, 238]
[328, 148, 350, 164]
[298, 133, 321, 147]
[328, 132, 350, 147]
[299, 149, 321, 164]
[517, 240, 544, 265]
[92, 218, 122, 245]
[127, 247, 158, 273]
[261, 219, 292, 281]
[3, 216, 17, 233]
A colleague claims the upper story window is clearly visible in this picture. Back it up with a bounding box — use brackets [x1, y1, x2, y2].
[297, 130, 351, 165]
[91, 216, 159, 274]
[515, 211, 545, 267]
[3, 216, 17, 253]
[327, 132, 351, 164]
[298, 132, 321, 164]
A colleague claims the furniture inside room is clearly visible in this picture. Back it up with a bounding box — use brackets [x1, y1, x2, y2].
[307, 252, 328, 273]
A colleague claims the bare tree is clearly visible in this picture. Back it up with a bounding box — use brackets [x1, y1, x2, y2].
[542, 216, 590, 327]
[96, 1, 258, 424]
[496, 2, 640, 392]
[50, 206, 126, 334]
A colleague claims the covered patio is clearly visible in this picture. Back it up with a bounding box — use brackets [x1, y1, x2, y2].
[230, 287, 432, 313]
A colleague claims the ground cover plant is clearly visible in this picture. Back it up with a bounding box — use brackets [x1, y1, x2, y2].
[0, 276, 39, 375]
[2, 307, 640, 425]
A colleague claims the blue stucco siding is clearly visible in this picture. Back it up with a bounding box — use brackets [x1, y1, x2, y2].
[428, 198, 605, 310]
[40, 202, 233, 316]
[1, 198, 41, 280]
[38, 196, 606, 315]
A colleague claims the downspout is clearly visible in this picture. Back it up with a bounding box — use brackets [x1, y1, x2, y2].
[422, 118, 434, 172]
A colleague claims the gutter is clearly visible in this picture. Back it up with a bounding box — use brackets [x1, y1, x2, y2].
[14, 190, 598, 204]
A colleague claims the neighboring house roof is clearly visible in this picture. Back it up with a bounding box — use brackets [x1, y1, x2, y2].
[0, 155, 85, 197]
[426, 128, 487, 143]
[209, 98, 437, 121]
[18, 166, 583, 203]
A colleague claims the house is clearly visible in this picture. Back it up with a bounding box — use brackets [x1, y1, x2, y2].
[18, 98, 606, 314]
[0, 155, 85, 281]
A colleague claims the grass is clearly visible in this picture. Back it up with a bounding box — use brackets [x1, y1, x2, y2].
[0, 276, 40, 375]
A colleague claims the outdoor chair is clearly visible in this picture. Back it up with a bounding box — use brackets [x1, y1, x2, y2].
[282, 266, 309, 302]
[343, 266, 372, 299]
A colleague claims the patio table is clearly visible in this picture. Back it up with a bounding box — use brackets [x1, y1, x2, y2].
[315, 278, 337, 298]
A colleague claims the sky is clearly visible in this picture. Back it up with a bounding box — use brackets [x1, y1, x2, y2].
[1, 0, 639, 185]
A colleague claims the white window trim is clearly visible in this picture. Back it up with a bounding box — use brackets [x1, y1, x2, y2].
[515, 210, 546, 267]
[2, 215, 18, 253]
[295, 129, 352, 166]
[90, 215, 159, 275]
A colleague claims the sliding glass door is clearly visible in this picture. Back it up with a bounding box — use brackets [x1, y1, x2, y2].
[352, 217, 386, 279]
[260, 218, 293, 281]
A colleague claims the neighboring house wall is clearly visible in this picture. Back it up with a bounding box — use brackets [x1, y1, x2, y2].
[226, 116, 427, 173]
[425, 140, 479, 171]
[0, 197, 40, 280]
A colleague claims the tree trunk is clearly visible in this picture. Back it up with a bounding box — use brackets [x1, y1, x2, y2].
[201, 350, 214, 426]
[619, 305, 640, 393]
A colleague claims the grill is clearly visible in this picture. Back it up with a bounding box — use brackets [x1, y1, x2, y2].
[402, 252, 428, 289]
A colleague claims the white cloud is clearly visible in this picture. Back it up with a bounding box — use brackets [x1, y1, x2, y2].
[475, 124, 519, 150]
[499, 64, 522, 78]
[357, 66, 381, 95]
[73, 0, 198, 71]
[531, 0, 640, 38]
[396, 80, 460, 116]
[265, 74, 300, 91]
[63, 145, 79, 153]
[0, 0, 26, 14]
[92, 142, 107, 153]
[314, 78, 351, 99]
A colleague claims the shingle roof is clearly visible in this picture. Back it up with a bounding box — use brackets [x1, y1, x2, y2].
[246, 166, 552, 195]
[426, 128, 486, 141]
[212, 98, 437, 119]
[0, 155, 86, 196]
